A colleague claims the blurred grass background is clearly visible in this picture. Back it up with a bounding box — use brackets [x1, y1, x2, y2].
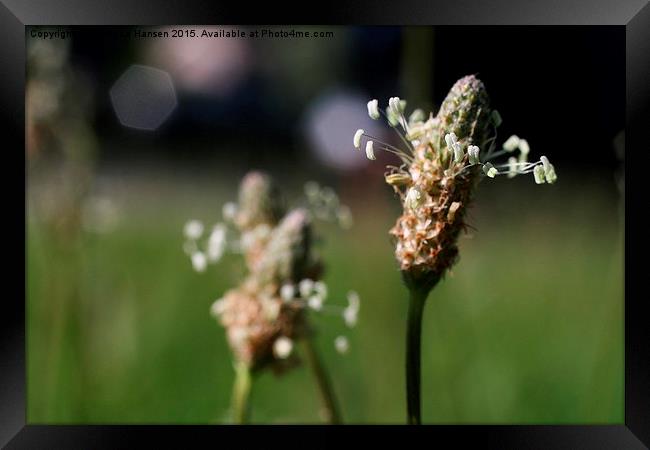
[27, 167, 623, 424]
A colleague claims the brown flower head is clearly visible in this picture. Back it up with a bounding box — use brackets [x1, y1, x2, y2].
[212, 277, 306, 371]
[185, 171, 359, 372]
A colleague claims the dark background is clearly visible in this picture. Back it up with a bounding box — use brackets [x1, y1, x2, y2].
[62, 26, 623, 169]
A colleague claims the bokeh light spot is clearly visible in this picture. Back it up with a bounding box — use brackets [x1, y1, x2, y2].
[110, 64, 177, 131]
[302, 91, 387, 172]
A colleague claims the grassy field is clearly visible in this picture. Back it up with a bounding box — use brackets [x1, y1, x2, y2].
[27, 167, 623, 424]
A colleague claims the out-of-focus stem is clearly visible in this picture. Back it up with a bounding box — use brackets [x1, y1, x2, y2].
[301, 337, 342, 424]
[231, 362, 252, 424]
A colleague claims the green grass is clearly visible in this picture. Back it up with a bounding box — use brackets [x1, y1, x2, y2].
[27, 169, 623, 424]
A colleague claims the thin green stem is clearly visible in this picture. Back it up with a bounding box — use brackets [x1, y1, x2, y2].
[301, 337, 342, 424]
[406, 286, 429, 425]
[231, 361, 252, 424]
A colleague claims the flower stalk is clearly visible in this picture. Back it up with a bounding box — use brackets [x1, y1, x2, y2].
[231, 361, 252, 424]
[403, 271, 440, 424]
[301, 336, 342, 424]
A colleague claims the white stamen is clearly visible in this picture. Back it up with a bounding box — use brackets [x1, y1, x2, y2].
[280, 284, 295, 302]
[210, 298, 227, 318]
[467, 145, 480, 164]
[207, 224, 227, 262]
[353, 129, 364, 149]
[533, 165, 546, 184]
[453, 142, 464, 163]
[388, 97, 402, 116]
[343, 291, 360, 327]
[191, 251, 207, 272]
[540, 156, 557, 183]
[273, 336, 293, 359]
[483, 162, 498, 178]
[507, 156, 518, 178]
[367, 99, 380, 120]
[540, 155, 551, 172]
[308, 295, 323, 311]
[444, 132, 458, 150]
[184, 220, 204, 240]
[365, 140, 376, 160]
[546, 165, 557, 184]
[335, 336, 349, 354]
[222, 202, 237, 221]
[518, 139, 530, 155]
[503, 135, 520, 152]
[343, 307, 358, 327]
[299, 279, 314, 298]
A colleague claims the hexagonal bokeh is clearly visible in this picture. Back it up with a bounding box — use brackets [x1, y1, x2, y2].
[109, 64, 177, 131]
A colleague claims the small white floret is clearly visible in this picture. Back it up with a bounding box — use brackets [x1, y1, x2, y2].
[335, 336, 349, 354]
[207, 224, 227, 262]
[184, 220, 204, 240]
[210, 298, 227, 318]
[273, 336, 293, 359]
[299, 279, 314, 298]
[191, 251, 207, 273]
[280, 284, 295, 302]
[406, 187, 423, 210]
[222, 202, 237, 221]
[308, 295, 324, 311]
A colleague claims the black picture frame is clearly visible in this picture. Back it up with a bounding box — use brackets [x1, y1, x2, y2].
[2, 0, 648, 447]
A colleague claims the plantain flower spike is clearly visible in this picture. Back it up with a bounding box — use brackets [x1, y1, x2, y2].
[216, 178, 316, 371]
[354, 75, 557, 290]
[208, 171, 340, 374]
